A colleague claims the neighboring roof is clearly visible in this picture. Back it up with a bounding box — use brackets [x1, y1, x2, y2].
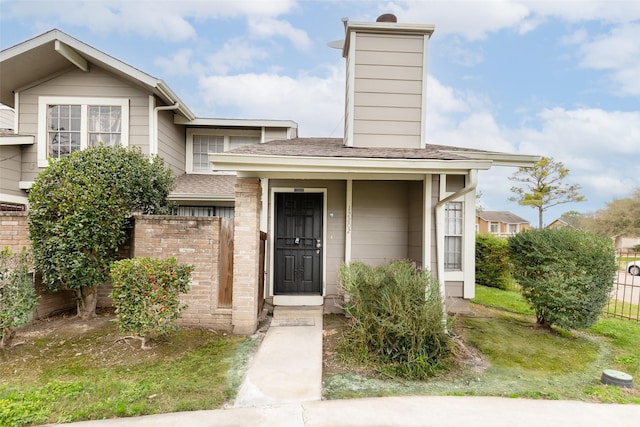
[209, 138, 540, 175]
[0, 29, 194, 120]
[477, 211, 530, 224]
[169, 174, 236, 202]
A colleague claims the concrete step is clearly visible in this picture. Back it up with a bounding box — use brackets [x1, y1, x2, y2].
[273, 305, 323, 320]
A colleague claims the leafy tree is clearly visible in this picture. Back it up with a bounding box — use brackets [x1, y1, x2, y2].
[0, 248, 39, 347]
[509, 157, 585, 229]
[28, 146, 174, 319]
[508, 228, 616, 329]
[588, 188, 640, 238]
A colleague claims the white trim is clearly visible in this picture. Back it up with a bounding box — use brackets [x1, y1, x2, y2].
[344, 31, 356, 147]
[18, 181, 33, 190]
[54, 40, 88, 72]
[37, 96, 129, 167]
[345, 179, 353, 264]
[0, 135, 33, 145]
[422, 174, 432, 270]
[421, 34, 429, 149]
[0, 193, 29, 206]
[269, 187, 328, 301]
[148, 95, 155, 156]
[186, 128, 261, 173]
[13, 93, 19, 132]
[174, 116, 297, 129]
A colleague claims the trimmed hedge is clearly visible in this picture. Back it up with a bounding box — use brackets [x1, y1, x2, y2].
[475, 233, 513, 290]
[508, 228, 616, 329]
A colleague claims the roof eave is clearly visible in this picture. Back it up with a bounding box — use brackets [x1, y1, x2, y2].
[209, 153, 494, 174]
[441, 150, 541, 167]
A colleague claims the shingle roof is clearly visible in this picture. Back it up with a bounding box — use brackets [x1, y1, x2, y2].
[477, 211, 529, 224]
[170, 174, 236, 199]
[227, 138, 488, 160]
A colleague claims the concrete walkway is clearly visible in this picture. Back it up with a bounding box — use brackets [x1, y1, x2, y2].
[233, 306, 323, 407]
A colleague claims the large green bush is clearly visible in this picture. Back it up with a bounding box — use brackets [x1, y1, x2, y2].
[508, 228, 616, 329]
[475, 233, 513, 290]
[28, 146, 174, 319]
[338, 260, 452, 379]
[110, 257, 192, 349]
[0, 248, 39, 347]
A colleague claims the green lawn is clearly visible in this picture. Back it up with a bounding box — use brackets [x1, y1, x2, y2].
[324, 285, 640, 403]
[0, 317, 253, 427]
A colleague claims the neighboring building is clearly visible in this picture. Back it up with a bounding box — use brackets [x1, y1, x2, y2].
[0, 29, 297, 214]
[0, 17, 540, 334]
[476, 211, 531, 237]
[547, 218, 569, 229]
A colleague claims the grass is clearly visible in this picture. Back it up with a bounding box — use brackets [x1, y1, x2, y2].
[0, 314, 253, 427]
[323, 285, 640, 403]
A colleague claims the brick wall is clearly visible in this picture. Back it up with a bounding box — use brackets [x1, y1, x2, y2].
[132, 215, 232, 330]
[1, 213, 232, 329]
[0, 212, 76, 319]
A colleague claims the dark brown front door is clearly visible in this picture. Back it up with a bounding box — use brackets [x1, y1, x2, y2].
[274, 192, 323, 295]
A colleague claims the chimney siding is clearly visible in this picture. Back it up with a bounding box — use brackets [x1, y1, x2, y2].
[343, 21, 434, 149]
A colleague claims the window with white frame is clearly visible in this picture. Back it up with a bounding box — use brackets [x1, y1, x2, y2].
[38, 96, 129, 167]
[489, 222, 499, 234]
[445, 202, 463, 271]
[508, 223, 519, 234]
[186, 129, 260, 173]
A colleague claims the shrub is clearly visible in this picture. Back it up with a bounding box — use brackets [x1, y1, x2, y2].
[0, 248, 39, 347]
[338, 260, 452, 379]
[475, 233, 513, 290]
[28, 146, 174, 319]
[508, 228, 616, 329]
[110, 257, 193, 349]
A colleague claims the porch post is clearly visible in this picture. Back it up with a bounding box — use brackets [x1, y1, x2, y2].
[232, 177, 262, 335]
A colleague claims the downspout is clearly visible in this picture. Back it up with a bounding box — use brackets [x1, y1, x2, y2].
[151, 102, 180, 156]
[434, 169, 477, 320]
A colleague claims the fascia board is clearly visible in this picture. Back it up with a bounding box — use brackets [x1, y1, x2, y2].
[0, 135, 34, 145]
[175, 116, 298, 129]
[209, 153, 493, 174]
[441, 150, 541, 167]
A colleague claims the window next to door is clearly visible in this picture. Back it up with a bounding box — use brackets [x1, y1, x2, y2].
[37, 96, 129, 167]
[444, 201, 463, 271]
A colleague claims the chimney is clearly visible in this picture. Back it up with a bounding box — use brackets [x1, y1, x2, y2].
[342, 15, 435, 149]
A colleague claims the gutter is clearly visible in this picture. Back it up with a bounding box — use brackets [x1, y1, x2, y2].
[434, 169, 477, 320]
[151, 102, 180, 156]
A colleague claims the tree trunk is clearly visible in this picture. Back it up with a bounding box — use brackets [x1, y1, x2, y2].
[0, 327, 14, 348]
[538, 208, 544, 230]
[76, 287, 98, 319]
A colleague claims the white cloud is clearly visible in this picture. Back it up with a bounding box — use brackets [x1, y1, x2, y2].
[2, 0, 299, 41]
[198, 63, 345, 137]
[571, 24, 640, 96]
[247, 17, 312, 51]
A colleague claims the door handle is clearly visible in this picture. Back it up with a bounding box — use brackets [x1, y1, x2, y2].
[316, 239, 322, 249]
[294, 237, 300, 245]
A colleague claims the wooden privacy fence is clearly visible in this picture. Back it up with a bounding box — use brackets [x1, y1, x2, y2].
[216, 220, 267, 315]
[607, 250, 640, 321]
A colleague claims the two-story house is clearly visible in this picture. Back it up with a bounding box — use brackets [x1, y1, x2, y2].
[0, 16, 539, 334]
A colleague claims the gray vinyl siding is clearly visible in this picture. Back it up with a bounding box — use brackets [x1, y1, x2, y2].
[445, 281, 464, 298]
[157, 108, 185, 175]
[351, 33, 424, 149]
[0, 108, 14, 130]
[17, 67, 151, 182]
[0, 145, 23, 198]
[351, 181, 409, 265]
[264, 127, 289, 142]
[269, 179, 346, 298]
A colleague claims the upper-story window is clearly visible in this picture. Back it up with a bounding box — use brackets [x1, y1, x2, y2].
[186, 129, 260, 173]
[38, 97, 129, 167]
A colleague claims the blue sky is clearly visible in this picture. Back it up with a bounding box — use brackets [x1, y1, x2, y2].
[2, 0, 639, 227]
